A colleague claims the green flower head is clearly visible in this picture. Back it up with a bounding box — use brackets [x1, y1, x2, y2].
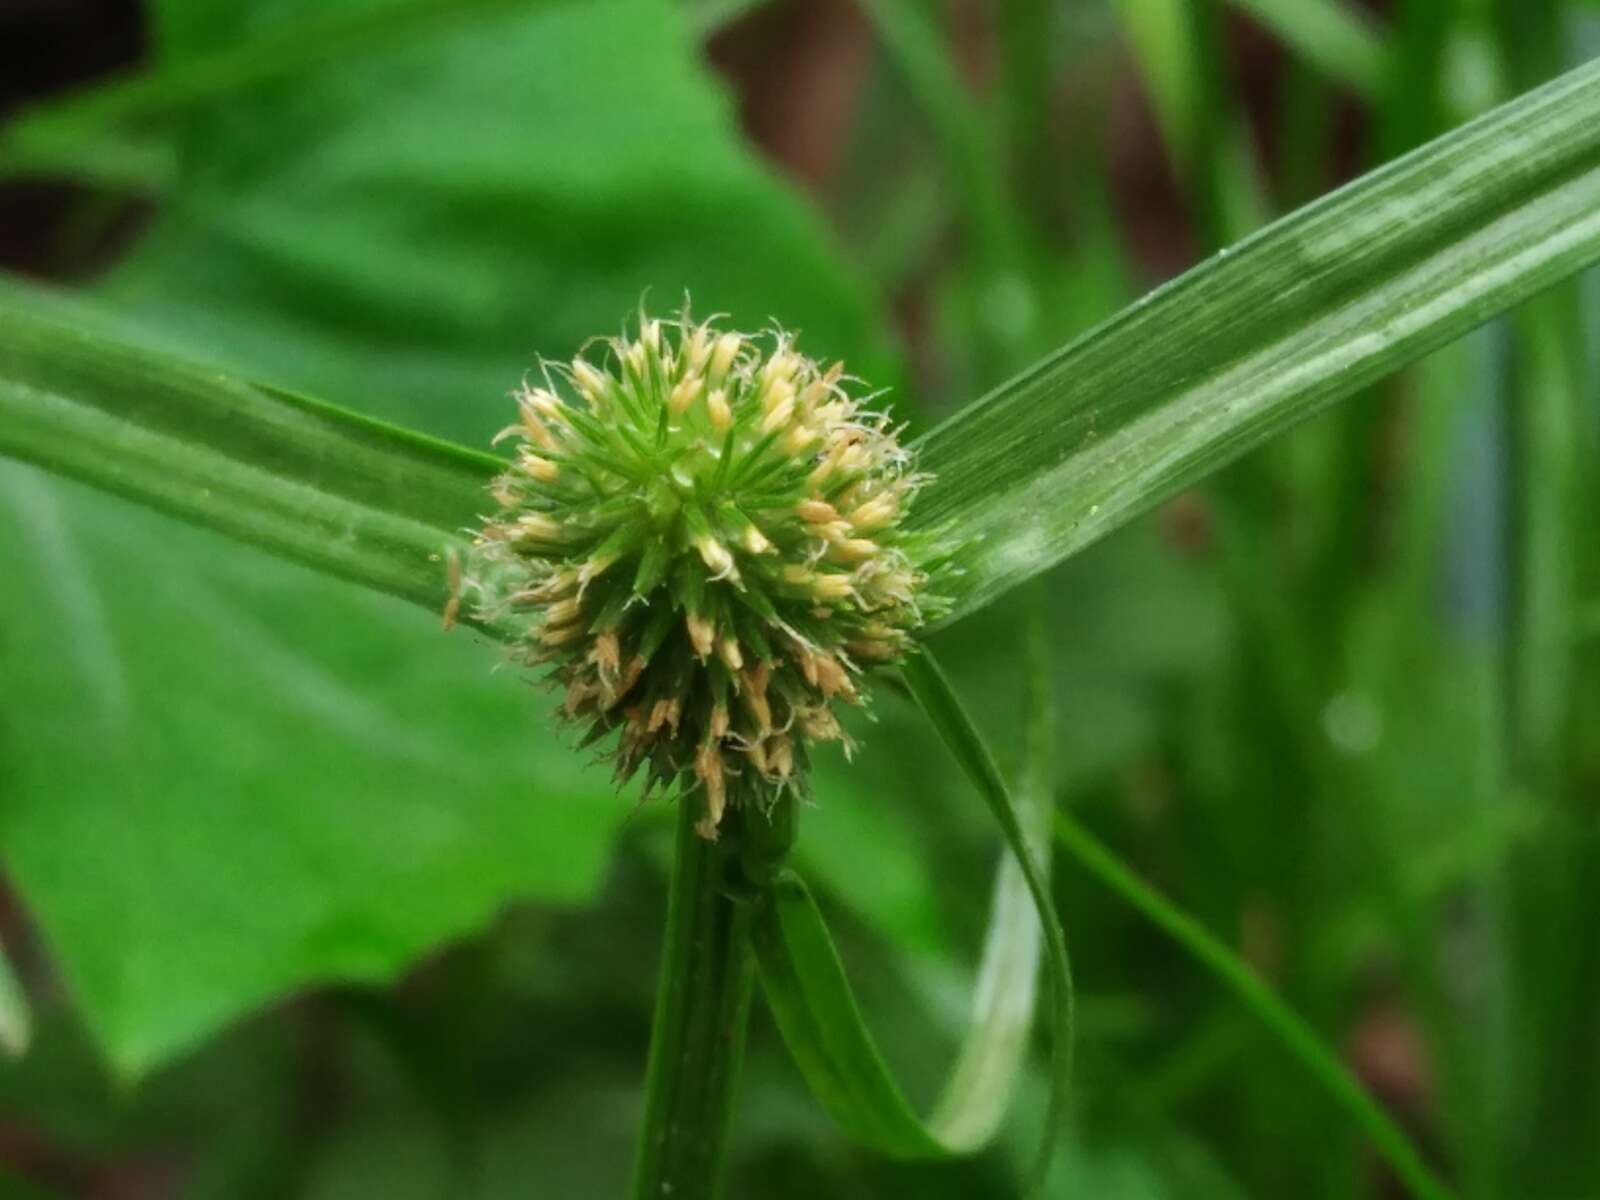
[472, 308, 940, 837]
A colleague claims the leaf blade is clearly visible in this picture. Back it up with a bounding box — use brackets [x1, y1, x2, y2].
[750, 645, 1068, 1172]
[0, 292, 493, 617]
[911, 55, 1600, 626]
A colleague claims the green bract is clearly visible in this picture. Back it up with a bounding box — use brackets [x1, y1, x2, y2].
[470, 310, 940, 836]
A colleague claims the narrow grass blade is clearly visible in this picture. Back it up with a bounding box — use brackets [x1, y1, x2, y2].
[750, 645, 1068, 1176]
[752, 873, 950, 1158]
[911, 55, 1600, 626]
[901, 649, 1074, 1182]
[1053, 810, 1452, 1200]
[0, 294, 498, 617]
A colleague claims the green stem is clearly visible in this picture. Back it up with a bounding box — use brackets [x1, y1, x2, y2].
[632, 800, 757, 1200]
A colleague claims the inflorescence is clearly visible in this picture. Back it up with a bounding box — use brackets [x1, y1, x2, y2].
[469, 308, 940, 837]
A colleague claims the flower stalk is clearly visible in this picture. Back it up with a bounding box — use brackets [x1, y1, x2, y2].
[631, 798, 758, 1200]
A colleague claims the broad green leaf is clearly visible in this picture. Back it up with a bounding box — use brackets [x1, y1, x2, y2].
[0, 0, 884, 1075]
[751, 646, 1069, 1179]
[910, 54, 1600, 626]
[0, 460, 638, 1076]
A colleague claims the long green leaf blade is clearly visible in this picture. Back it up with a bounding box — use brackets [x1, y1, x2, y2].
[901, 649, 1074, 1180]
[911, 54, 1600, 626]
[752, 873, 949, 1158]
[749, 646, 1067, 1175]
[0, 296, 496, 616]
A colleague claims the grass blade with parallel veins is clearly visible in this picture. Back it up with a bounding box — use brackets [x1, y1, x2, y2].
[910, 54, 1600, 627]
[0, 294, 498, 617]
[752, 645, 1067, 1180]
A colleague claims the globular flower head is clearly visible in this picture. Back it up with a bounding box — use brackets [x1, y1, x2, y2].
[471, 308, 940, 837]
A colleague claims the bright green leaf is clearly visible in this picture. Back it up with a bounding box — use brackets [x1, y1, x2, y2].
[751, 645, 1069, 1178]
[910, 55, 1600, 626]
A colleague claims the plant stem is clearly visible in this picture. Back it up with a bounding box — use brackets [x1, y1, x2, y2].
[632, 800, 756, 1200]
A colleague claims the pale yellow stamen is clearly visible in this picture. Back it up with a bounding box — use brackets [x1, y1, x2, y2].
[743, 664, 772, 731]
[669, 375, 703, 415]
[745, 739, 769, 774]
[708, 333, 742, 384]
[513, 513, 563, 544]
[829, 538, 878, 563]
[783, 424, 819, 455]
[578, 554, 616, 588]
[686, 613, 715, 659]
[591, 629, 621, 677]
[770, 736, 794, 779]
[695, 743, 726, 838]
[797, 500, 840, 524]
[571, 359, 608, 406]
[539, 622, 584, 647]
[706, 388, 732, 433]
[544, 596, 582, 625]
[647, 698, 680, 734]
[603, 656, 647, 709]
[798, 707, 842, 742]
[848, 497, 899, 532]
[760, 396, 795, 434]
[760, 376, 795, 416]
[521, 453, 559, 483]
[812, 573, 854, 601]
[696, 536, 738, 581]
[685, 324, 713, 373]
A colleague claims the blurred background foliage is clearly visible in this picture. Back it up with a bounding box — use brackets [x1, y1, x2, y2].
[0, 0, 1595, 1196]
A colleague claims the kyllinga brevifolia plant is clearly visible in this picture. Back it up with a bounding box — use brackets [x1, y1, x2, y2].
[4, 46, 1600, 1200]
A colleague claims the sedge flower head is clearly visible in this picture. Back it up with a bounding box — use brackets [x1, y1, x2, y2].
[471, 308, 941, 837]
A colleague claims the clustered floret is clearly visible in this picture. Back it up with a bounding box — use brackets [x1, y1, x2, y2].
[469, 308, 939, 837]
